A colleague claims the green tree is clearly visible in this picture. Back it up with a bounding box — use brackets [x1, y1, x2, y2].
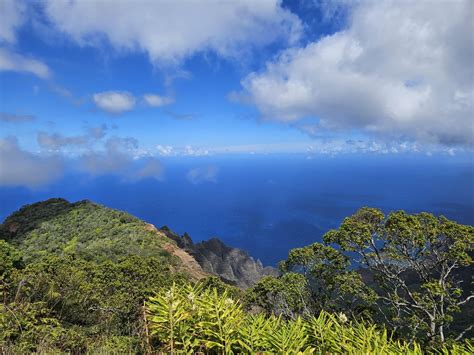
[244, 273, 312, 318]
[279, 243, 376, 318]
[324, 208, 474, 343]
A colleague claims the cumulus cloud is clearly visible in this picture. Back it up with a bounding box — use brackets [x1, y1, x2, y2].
[238, 0, 474, 146]
[42, 0, 301, 65]
[187, 165, 218, 184]
[143, 94, 174, 107]
[0, 112, 35, 122]
[0, 137, 64, 188]
[93, 91, 136, 114]
[0, 48, 51, 79]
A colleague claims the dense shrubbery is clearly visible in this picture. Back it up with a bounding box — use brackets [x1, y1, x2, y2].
[0, 198, 176, 263]
[0, 248, 186, 353]
[147, 282, 473, 354]
[0, 199, 188, 353]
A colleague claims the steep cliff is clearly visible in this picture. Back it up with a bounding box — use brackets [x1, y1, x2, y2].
[160, 226, 278, 288]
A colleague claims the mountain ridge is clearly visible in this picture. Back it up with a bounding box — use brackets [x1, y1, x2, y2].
[160, 226, 278, 288]
[0, 198, 275, 288]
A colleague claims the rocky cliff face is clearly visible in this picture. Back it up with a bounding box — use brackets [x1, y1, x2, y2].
[160, 226, 278, 288]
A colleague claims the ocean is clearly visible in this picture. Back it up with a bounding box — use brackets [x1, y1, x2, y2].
[1, 154, 473, 266]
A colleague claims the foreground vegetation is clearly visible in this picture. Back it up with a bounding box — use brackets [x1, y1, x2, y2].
[147, 282, 473, 354]
[1, 199, 472, 353]
[0, 199, 186, 353]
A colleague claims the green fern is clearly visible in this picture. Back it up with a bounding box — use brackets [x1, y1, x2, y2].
[237, 313, 271, 353]
[197, 288, 244, 353]
[263, 315, 309, 353]
[147, 283, 473, 354]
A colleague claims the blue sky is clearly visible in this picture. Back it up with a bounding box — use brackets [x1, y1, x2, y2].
[0, 0, 473, 188]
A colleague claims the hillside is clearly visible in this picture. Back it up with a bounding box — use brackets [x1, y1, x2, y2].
[0, 198, 275, 286]
[0, 198, 209, 279]
[0, 198, 279, 352]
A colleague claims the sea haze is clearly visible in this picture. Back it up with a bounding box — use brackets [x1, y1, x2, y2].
[1, 153, 473, 266]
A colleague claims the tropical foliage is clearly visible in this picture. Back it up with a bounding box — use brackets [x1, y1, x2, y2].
[0, 199, 187, 353]
[147, 282, 473, 354]
[0, 198, 176, 263]
[1, 199, 472, 353]
[324, 208, 474, 343]
[246, 208, 474, 346]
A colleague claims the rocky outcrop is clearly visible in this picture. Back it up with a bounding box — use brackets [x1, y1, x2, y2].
[160, 226, 278, 288]
[145, 224, 209, 280]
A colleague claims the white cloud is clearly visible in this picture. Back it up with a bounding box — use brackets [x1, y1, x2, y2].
[0, 0, 25, 43]
[42, 0, 301, 65]
[151, 139, 464, 157]
[152, 144, 210, 157]
[0, 1, 51, 80]
[143, 94, 174, 107]
[0, 48, 51, 79]
[187, 165, 218, 184]
[184, 145, 209, 157]
[93, 91, 136, 114]
[238, 0, 474, 146]
[0, 137, 64, 188]
[156, 145, 174, 156]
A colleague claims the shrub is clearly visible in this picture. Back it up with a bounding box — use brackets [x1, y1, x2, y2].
[147, 283, 473, 354]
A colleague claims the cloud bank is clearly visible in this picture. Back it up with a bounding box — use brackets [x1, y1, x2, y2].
[42, 0, 301, 65]
[237, 0, 473, 146]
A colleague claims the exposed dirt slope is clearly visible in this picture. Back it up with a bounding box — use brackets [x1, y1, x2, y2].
[145, 224, 209, 280]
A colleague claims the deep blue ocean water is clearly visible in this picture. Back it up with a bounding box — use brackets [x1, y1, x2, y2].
[1, 154, 473, 266]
